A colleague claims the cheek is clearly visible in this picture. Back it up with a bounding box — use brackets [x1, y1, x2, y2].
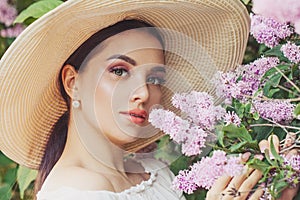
[94, 79, 116, 121]
[149, 86, 163, 104]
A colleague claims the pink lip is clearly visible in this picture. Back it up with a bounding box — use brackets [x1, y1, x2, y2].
[120, 109, 147, 124]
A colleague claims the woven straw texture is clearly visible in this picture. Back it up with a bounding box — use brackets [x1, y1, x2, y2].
[0, 0, 250, 169]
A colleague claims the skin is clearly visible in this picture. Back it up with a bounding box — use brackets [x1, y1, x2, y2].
[40, 29, 165, 193]
[206, 135, 299, 200]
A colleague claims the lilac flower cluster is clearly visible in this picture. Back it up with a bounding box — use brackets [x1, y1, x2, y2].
[252, 0, 300, 34]
[214, 57, 279, 103]
[283, 154, 300, 172]
[0, 0, 24, 38]
[283, 154, 300, 187]
[149, 92, 244, 156]
[250, 14, 293, 48]
[252, 100, 295, 123]
[172, 151, 244, 193]
[149, 109, 207, 156]
[223, 111, 241, 126]
[0, 23, 24, 38]
[172, 91, 225, 130]
[281, 42, 300, 64]
[0, 0, 17, 26]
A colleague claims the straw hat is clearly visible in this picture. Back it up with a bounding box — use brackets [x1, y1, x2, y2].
[0, 0, 249, 169]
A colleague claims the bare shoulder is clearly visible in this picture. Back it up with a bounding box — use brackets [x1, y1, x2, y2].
[41, 166, 114, 192]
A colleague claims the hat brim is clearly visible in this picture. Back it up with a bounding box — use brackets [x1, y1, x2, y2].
[0, 0, 249, 169]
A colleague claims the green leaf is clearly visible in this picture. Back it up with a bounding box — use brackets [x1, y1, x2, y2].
[269, 73, 282, 87]
[17, 166, 38, 199]
[241, 0, 251, 5]
[222, 124, 252, 142]
[170, 156, 190, 175]
[263, 65, 290, 78]
[0, 184, 12, 200]
[247, 158, 269, 172]
[14, 0, 63, 24]
[270, 136, 281, 161]
[0, 152, 15, 167]
[264, 45, 289, 62]
[4, 168, 17, 186]
[229, 140, 259, 153]
[253, 112, 259, 120]
[264, 149, 277, 166]
[216, 127, 225, 147]
[294, 103, 300, 117]
[267, 88, 281, 97]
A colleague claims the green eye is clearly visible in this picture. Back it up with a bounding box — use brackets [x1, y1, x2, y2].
[110, 68, 129, 77]
[147, 76, 166, 85]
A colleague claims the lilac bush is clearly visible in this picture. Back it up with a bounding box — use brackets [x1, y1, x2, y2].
[150, 1, 300, 199]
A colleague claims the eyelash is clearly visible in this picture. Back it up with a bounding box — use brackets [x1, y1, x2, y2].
[108, 66, 166, 85]
[109, 67, 129, 77]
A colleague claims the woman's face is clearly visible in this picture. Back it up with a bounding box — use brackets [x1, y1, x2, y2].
[76, 29, 165, 146]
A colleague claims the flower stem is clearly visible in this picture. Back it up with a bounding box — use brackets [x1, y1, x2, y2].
[274, 66, 300, 93]
[250, 123, 300, 131]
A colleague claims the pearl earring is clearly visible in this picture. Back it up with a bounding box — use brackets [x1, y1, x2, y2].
[72, 99, 80, 108]
[72, 87, 81, 108]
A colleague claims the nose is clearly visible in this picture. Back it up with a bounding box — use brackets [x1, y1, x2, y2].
[131, 83, 149, 104]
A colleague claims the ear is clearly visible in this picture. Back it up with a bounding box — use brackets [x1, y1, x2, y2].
[61, 64, 78, 98]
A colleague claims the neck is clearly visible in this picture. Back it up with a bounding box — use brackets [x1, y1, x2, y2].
[58, 112, 127, 174]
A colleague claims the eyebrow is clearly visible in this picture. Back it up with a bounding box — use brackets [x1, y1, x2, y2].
[107, 54, 136, 66]
[151, 66, 166, 73]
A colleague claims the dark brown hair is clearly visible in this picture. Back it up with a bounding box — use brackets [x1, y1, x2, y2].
[34, 19, 164, 194]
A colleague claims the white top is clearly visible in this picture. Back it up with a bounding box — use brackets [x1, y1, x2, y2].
[37, 158, 186, 200]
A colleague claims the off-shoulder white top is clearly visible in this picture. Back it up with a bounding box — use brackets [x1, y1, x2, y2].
[37, 158, 185, 200]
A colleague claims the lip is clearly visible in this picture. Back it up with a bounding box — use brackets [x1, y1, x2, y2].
[120, 109, 147, 125]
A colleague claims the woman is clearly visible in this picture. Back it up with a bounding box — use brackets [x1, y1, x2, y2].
[0, 0, 252, 199]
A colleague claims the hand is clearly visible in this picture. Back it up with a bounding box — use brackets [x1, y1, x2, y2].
[206, 151, 263, 200]
[260, 136, 299, 200]
[206, 135, 298, 200]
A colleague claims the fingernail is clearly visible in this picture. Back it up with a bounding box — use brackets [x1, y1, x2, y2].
[242, 152, 251, 160]
[260, 146, 267, 153]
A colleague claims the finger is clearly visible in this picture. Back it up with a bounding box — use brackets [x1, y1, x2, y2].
[207, 176, 232, 198]
[285, 149, 298, 159]
[241, 152, 251, 163]
[247, 186, 264, 200]
[238, 170, 263, 199]
[210, 176, 232, 192]
[278, 184, 300, 200]
[259, 140, 269, 153]
[224, 167, 255, 193]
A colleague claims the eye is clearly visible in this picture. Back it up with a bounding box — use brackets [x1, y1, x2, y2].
[146, 76, 166, 85]
[109, 67, 129, 77]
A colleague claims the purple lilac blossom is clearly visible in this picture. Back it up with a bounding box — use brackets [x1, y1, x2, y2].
[214, 57, 279, 103]
[0, 0, 17, 26]
[283, 154, 300, 171]
[181, 126, 207, 156]
[172, 170, 198, 194]
[172, 151, 244, 191]
[223, 111, 241, 126]
[149, 109, 189, 143]
[213, 71, 239, 104]
[172, 91, 225, 130]
[250, 14, 293, 48]
[252, 100, 295, 123]
[0, 23, 24, 38]
[252, 0, 300, 34]
[149, 108, 208, 156]
[281, 42, 300, 64]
